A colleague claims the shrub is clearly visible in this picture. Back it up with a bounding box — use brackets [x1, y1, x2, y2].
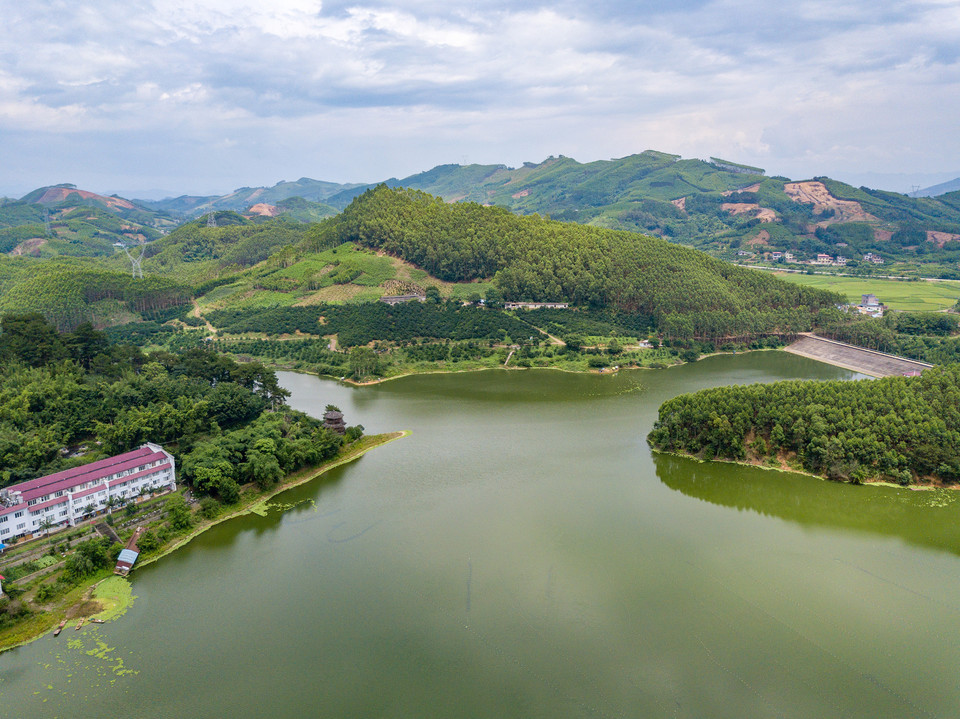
[199, 497, 220, 520]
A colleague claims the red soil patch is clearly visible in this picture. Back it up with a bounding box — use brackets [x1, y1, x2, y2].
[36, 187, 134, 211]
[783, 181, 876, 224]
[722, 203, 777, 222]
[10, 238, 47, 256]
[721, 182, 761, 197]
[246, 203, 279, 217]
[745, 229, 771, 246]
[927, 230, 960, 248]
[511, 189, 530, 198]
[873, 229, 894, 243]
[671, 197, 687, 211]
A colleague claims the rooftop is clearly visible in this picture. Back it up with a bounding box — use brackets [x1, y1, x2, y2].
[5, 445, 169, 503]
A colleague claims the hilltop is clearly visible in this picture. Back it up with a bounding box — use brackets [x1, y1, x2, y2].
[159, 186, 841, 341]
[129, 152, 960, 277]
[0, 184, 179, 258]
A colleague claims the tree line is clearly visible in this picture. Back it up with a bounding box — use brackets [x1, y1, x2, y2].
[321, 185, 841, 340]
[0, 313, 301, 489]
[648, 365, 960, 485]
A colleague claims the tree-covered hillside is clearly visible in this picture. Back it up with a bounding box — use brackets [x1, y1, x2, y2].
[647, 366, 960, 485]
[319, 185, 840, 338]
[0, 185, 178, 258]
[303, 153, 960, 274]
[135, 152, 960, 275]
[131, 214, 324, 283]
[0, 258, 191, 331]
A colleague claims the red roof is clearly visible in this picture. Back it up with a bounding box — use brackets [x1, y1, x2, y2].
[8, 446, 167, 503]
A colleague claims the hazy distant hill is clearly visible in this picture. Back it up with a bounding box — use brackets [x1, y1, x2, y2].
[918, 177, 960, 198]
[139, 151, 960, 276]
[141, 177, 362, 217]
[15, 153, 960, 276]
[0, 184, 178, 258]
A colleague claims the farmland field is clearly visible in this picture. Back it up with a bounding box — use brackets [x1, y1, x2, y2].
[775, 273, 960, 311]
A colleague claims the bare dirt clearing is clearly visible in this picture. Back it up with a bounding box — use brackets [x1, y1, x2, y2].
[10, 237, 47, 256]
[927, 230, 960, 247]
[783, 181, 877, 224]
[722, 203, 777, 222]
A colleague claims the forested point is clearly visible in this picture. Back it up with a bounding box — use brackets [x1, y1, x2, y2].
[647, 365, 960, 485]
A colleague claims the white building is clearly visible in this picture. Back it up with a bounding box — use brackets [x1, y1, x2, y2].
[0, 443, 175, 542]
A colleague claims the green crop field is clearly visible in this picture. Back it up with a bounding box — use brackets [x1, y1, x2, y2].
[775, 273, 960, 311]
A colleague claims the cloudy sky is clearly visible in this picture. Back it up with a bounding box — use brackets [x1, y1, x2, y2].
[2, 0, 959, 198]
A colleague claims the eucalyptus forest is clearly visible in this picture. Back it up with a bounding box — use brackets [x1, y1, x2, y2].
[648, 364, 960, 484]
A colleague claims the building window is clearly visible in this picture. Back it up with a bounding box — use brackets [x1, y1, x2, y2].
[16, 522, 25, 530]
[14, 511, 23, 518]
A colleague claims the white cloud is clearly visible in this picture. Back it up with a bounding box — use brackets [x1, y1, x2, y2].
[0, 0, 958, 192]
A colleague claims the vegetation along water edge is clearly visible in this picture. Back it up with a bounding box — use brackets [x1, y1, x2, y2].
[647, 364, 960, 487]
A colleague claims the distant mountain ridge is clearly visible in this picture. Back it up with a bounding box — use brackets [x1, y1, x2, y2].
[11, 153, 960, 275]
[918, 177, 960, 198]
[142, 177, 363, 216]
[0, 184, 179, 258]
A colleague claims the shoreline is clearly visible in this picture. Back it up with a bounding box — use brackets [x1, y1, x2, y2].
[136, 430, 409, 570]
[0, 431, 408, 655]
[267, 350, 777, 387]
[650, 447, 953, 491]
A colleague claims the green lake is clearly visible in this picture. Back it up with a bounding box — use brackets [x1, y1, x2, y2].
[3, 352, 960, 718]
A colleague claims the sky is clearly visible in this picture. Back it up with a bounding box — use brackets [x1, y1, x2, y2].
[1, 0, 959, 199]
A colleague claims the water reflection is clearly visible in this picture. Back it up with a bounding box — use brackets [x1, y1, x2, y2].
[655, 451, 960, 556]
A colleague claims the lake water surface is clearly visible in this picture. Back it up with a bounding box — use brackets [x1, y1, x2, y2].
[2, 352, 960, 718]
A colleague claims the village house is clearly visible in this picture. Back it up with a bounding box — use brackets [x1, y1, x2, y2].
[854, 293, 886, 317]
[863, 253, 884, 264]
[0, 444, 176, 542]
[380, 294, 426, 305]
[503, 302, 570, 310]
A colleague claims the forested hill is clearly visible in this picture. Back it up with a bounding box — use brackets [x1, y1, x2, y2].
[320, 185, 840, 335]
[647, 365, 960, 485]
[135, 151, 960, 273]
[0, 184, 178, 258]
[327, 152, 960, 273]
[0, 258, 191, 331]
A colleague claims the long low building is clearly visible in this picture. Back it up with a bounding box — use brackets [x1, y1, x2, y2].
[0, 443, 176, 542]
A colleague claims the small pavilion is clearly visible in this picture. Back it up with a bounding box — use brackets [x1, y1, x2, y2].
[323, 410, 346, 435]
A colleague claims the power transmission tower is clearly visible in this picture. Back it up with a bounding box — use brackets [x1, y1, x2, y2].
[43, 208, 51, 237]
[911, 185, 921, 198]
[207, 212, 216, 227]
[122, 244, 145, 279]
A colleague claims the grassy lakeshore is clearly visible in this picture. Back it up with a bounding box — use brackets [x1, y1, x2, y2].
[0, 431, 406, 655]
[137, 431, 407, 570]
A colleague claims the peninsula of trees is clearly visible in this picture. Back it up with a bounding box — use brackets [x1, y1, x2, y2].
[647, 365, 960, 485]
